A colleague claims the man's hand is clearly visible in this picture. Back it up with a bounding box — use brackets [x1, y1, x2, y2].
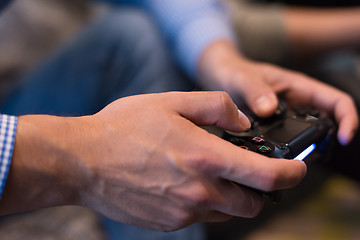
[197, 40, 359, 145]
[0, 91, 306, 232]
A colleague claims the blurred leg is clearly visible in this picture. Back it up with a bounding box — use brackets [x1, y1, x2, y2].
[102, 218, 205, 240]
[0, 8, 193, 116]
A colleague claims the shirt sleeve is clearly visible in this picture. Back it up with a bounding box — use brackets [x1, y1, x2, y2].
[105, 0, 237, 77]
[139, 0, 236, 77]
[0, 114, 17, 198]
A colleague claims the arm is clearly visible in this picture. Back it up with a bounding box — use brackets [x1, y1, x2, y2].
[101, 0, 359, 143]
[224, 1, 360, 60]
[141, 0, 358, 145]
[0, 92, 306, 231]
[197, 40, 358, 145]
[284, 7, 360, 58]
[137, 0, 236, 77]
[135, 0, 283, 117]
[99, 0, 236, 76]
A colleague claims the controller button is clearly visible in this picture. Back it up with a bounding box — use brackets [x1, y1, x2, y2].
[239, 146, 249, 150]
[229, 137, 246, 146]
[293, 106, 320, 118]
[252, 136, 266, 144]
[257, 145, 272, 154]
[275, 103, 286, 116]
[296, 108, 308, 117]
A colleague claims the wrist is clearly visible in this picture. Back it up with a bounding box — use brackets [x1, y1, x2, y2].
[196, 40, 251, 89]
[0, 115, 92, 214]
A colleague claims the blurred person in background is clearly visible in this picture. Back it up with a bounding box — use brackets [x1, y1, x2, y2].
[0, 0, 357, 240]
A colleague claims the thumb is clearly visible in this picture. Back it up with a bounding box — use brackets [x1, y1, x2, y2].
[249, 92, 278, 118]
[225, 59, 279, 117]
[238, 77, 278, 118]
[170, 91, 251, 132]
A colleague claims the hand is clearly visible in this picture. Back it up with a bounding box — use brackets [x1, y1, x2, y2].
[197, 40, 359, 145]
[0, 91, 306, 232]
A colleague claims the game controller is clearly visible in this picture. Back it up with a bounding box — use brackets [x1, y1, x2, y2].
[223, 101, 336, 202]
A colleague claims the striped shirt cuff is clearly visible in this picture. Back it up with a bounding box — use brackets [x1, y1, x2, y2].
[0, 114, 17, 198]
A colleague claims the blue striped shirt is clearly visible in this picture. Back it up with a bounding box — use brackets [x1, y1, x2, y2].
[101, 0, 236, 77]
[139, 0, 235, 77]
[0, 114, 17, 198]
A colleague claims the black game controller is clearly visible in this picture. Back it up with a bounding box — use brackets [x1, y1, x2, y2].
[223, 101, 336, 202]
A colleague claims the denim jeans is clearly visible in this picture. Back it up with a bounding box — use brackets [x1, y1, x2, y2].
[0, 8, 205, 240]
[0, 8, 194, 116]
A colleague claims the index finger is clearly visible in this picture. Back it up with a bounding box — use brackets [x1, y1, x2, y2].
[262, 66, 358, 145]
[286, 75, 359, 145]
[169, 91, 307, 191]
[166, 91, 251, 132]
[202, 134, 307, 192]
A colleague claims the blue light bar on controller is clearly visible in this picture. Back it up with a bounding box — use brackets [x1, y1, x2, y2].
[294, 144, 316, 161]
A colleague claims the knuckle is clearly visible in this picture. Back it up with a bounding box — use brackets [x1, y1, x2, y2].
[236, 190, 264, 218]
[186, 184, 211, 208]
[259, 171, 282, 192]
[176, 211, 194, 227]
[164, 211, 194, 232]
[258, 164, 305, 191]
[246, 200, 264, 218]
[186, 149, 219, 174]
[292, 71, 309, 80]
[344, 94, 355, 105]
[217, 91, 232, 102]
[159, 207, 196, 232]
[215, 91, 234, 112]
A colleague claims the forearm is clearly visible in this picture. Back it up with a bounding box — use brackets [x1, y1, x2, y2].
[285, 7, 360, 57]
[197, 40, 244, 88]
[0, 115, 90, 215]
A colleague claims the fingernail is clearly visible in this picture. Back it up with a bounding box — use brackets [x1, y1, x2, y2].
[238, 109, 251, 129]
[254, 93, 277, 115]
[338, 134, 349, 146]
[338, 130, 355, 146]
